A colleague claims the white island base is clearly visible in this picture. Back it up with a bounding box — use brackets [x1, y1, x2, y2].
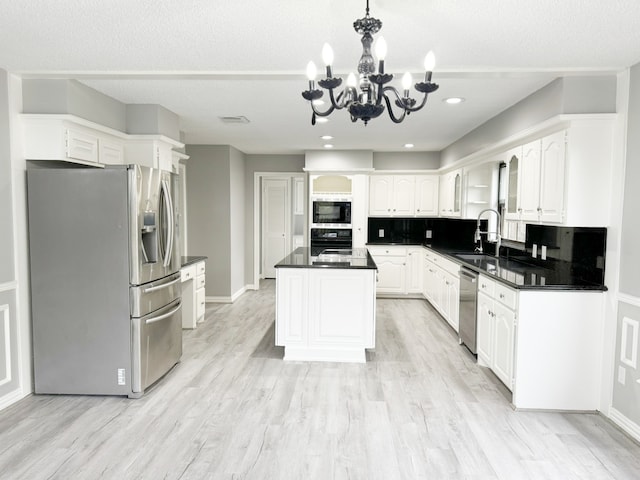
[275, 253, 376, 363]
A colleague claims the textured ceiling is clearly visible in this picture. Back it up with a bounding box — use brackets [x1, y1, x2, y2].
[1, 0, 639, 154]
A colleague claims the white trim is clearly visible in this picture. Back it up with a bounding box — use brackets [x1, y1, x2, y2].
[620, 316, 639, 369]
[0, 388, 28, 413]
[231, 286, 247, 303]
[0, 305, 11, 387]
[609, 407, 640, 444]
[0, 282, 17, 293]
[206, 296, 233, 304]
[253, 171, 303, 291]
[619, 293, 640, 308]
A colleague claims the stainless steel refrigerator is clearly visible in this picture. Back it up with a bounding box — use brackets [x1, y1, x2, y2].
[27, 164, 182, 398]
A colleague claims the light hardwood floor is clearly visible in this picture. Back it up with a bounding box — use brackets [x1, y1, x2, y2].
[1, 280, 639, 479]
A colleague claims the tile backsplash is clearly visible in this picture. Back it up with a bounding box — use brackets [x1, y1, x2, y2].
[523, 224, 607, 286]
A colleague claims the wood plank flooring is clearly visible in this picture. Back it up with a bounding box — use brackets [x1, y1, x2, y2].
[1, 280, 639, 479]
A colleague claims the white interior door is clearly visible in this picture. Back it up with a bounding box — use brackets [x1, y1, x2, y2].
[262, 178, 290, 278]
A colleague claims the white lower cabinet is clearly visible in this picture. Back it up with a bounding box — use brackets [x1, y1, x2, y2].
[406, 247, 424, 293]
[368, 246, 406, 295]
[477, 275, 516, 390]
[181, 260, 206, 329]
[368, 246, 424, 295]
[423, 248, 460, 332]
[476, 273, 605, 411]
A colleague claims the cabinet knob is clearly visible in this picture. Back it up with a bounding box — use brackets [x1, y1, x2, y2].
[499, 293, 505, 299]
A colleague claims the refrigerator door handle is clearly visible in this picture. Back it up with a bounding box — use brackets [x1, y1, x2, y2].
[144, 301, 182, 325]
[161, 179, 174, 267]
[142, 277, 181, 293]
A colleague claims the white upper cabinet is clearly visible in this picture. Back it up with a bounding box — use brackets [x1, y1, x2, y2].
[22, 114, 184, 171]
[439, 169, 461, 217]
[414, 175, 439, 216]
[504, 130, 567, 224]
[392, 176, 415, 215]
[519, 139, 543, 221]
[369, 175, 394, 216]
[538, 131, 566, 223]
[370, 174, 439, 217]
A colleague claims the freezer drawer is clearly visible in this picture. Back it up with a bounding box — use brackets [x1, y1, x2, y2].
[131, 298, 182, 395]
[130, 272, 181, 318]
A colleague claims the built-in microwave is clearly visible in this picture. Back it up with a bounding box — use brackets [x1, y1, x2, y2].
[312, 200, 351, 226]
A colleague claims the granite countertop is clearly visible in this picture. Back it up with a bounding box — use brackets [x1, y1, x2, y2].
[275, 247, 377, 270]
[424, 245, 606, 291]
[181, 256, 208, 268]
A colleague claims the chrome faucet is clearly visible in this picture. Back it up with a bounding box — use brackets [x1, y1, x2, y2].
[474, 208, 502, 257]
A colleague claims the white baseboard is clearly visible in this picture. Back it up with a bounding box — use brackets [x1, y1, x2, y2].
[0, 387, 29, 412]
[205, 285, 250, 304]
[609, 407, 640, 443]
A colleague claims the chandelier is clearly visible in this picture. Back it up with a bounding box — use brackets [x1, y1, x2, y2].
[301, 0, 439, 126]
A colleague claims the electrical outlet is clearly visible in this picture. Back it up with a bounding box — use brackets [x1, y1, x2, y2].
[378, 229, 384, 237]
[532, 244, 538, 258]
[426, 230, 432, 239]
[541, 245, 547, 260]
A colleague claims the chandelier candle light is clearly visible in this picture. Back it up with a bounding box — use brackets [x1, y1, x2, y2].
[302, 0, 439, 125]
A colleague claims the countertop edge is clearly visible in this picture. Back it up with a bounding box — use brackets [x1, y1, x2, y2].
[181, 256, 208, 268]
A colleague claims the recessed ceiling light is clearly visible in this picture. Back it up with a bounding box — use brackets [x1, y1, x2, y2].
[315, 117, 329, 123]
[324, 144, 334, 149]
[444, 97, 465, 105]
[404, 143, 414, 148]
[321, 135, 333, 140]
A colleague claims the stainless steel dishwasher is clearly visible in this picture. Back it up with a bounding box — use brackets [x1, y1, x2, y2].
[458, 267, 478, 354]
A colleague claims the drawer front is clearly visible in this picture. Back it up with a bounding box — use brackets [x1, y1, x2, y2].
[196, 262, 206, 276]
[478, 275, 495, 297]
[196, 275, 206, 290]
[181, 265, 196, 282]
[195, 288, 206, 319]
[367, 246, 407, 257]
[495, 283, 517, 310]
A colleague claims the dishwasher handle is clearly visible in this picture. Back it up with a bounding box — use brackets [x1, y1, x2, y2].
[459, 269, 478, 282]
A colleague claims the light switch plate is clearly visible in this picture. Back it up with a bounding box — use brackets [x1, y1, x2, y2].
[541, 245, 547, 260]
[532, 244, 538, 258]
[618, 365, 626, 385]
[426, 230, 432, 239]
[378, 229, 384, 237]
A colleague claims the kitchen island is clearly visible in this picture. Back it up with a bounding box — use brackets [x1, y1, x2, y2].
[274, 247, 377, 363]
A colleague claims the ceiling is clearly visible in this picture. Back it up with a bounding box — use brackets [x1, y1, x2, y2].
[2, 0, 639, 154]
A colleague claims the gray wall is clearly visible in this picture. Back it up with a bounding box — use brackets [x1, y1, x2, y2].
[22, 79, 181, 141]
[126, 104, 180, 140]
[243, 154, 305, 284]
[229, 146, 246, 296]
[185, 145, 232, 297]
[373, 151, 440, 170]
[440, 76, 617, 167]
[22, 79, 127, 132]
[619, 64, 640, 296]
[613, 62, 640, 425]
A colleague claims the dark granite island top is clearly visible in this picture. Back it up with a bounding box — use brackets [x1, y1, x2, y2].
[275, 247, 377, 270]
